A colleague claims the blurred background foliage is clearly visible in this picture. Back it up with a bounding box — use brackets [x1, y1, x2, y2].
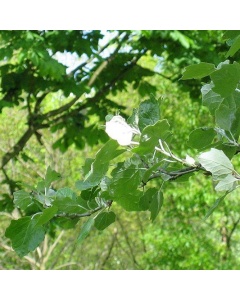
[0, 30, 240, 269]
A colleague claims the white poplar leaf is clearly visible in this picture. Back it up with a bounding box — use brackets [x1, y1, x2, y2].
[105, 115, 136, 146]
[185, 154, 196, 166]
[215, 174, 238, 192]
[198, 148, 234, 179]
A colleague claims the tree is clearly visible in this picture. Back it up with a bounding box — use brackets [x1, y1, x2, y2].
[1, 30, 240, 261]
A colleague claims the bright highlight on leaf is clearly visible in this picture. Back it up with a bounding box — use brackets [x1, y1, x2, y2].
[185, 155, 196, 166]
[105, 115, 139, 146]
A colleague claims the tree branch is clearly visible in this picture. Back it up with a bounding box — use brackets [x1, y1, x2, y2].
[55, 201, 112, 219]
[1, 127, 34, 168]
[146, 166, 201, 183]
[41, 33, 130, 121]
[67, 31, 122, 77]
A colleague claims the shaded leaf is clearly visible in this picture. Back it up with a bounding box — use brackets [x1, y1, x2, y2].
[201, 83, 223, 115]
[215, 174, 238, 192]
[114, 192, 143, 211]
[94, 211, 116, 230]
[210, 63, 240, 97]
[56, 187, 77, 200]
[215, 104, 235, 131]
[226, 35, 240, 57]
[182, 62, 215, 80]
[203, 192, 229, 220]
[138, 96, 160, 131]
[76, 140, 125, 191]
[13, 190, 32, 210]
[134, 119, 171, 155]
[142, 162, 162, 184]
[77, 218, 95, 244]
[140, 188, 158, 210]
[36, 206, 58, 226]
[54, 191, 87, 214]
[5, 216, 45, 257]
[223, 30, 240, 40]
[188, 127, 216, 149]
[110, 164, 144, 198]
[149, 190, 163, 221]
[44, 166, 61, 189]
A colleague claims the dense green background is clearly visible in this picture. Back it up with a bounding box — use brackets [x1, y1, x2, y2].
[0, 30, 240, 269]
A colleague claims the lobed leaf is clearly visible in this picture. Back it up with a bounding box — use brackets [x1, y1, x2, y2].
[134, 119, 171, 155]
[44, 166, 61, 189]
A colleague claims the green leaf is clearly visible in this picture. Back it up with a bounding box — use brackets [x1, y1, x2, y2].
[215, 91, 240, 135]
[150, 190, 163, 221]
[77, 218, 95, 244]
[181, 63, 215, 80]
[13, 190, 32, 210]
[56, 187, 77, 200]
[210, 63, 240, 97]
[127, 108, 139, 129]
[55, 188, 87, 214]
[114, 192, 143, 211]
[140, 188, 158, 210]
[170, 30, 192, 48]
[134, 119, 171, 155]
[214, 174, 238, 192]
[138, 96, 160, 131]
[44, 166, 61, 189]
[201, 83, 223, 115]
[223, 30, 240, 40]
[226, 35, 240, 57]
[82, 158, 94, 176]
[110, 164, 144, 197]
[36, 206, 58, 226]
[76, 140, 125, 191]
[54, 218, 79, 229]
[215, 104, 235, 131]
[199, 148, 238, 192]
[188, 128, 216, 149]
[198, 148, 234, 180]
[94, 211, 116, 230]
[203, 192, 229, 220]
[5, 216, 45, 257]
[142, 162, 163, 184]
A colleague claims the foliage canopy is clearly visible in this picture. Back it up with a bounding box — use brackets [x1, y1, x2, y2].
[1, 30, 240, 267]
